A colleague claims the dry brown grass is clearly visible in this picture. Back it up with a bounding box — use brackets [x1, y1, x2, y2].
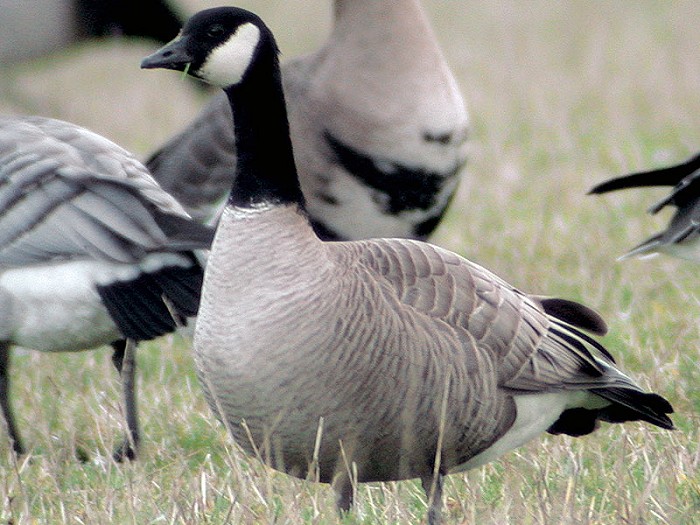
[0, 1, 698, 523]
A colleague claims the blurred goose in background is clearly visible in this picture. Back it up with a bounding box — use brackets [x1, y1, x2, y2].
[0, 0, 182, 64]
[0, 115, 213, 460]
[142, 8, 674, 524]
[590, 152, 700, 261]
[146, 0, 469, 241]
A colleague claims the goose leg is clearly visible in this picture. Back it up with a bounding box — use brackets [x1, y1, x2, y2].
[421, 473, 444, 525]
[0, 343, 24, 454]
[110, 339, 140, 461]
[334, 476, 354, 518]
[111, 340, 125, 372]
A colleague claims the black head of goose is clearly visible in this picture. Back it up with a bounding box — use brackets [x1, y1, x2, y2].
[142, 8, 673, 524]
[590, 152, 700, 261]
[144, 0, 469, 240]
[0, 115, 214, 460]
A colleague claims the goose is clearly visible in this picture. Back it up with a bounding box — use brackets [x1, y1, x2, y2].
[141, 7, 674, 524]
[589, 152, 700, 261]
[0, 115, 214, 460]
[145, 0, 469, 241]
[0, 0, 182, 64]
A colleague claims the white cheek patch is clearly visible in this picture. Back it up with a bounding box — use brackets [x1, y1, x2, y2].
[200, 22, 261, 87]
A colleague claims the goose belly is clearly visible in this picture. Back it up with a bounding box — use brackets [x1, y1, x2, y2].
[193, 207, 517, 483]
[193, 290, 346, 471]
[194, 292, 514, 483]
[0, 261, 122, 352]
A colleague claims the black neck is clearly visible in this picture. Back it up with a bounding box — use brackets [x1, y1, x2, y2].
[224, 40, 306, 210]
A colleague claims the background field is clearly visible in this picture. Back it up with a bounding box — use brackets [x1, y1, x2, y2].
[0, 1, 698, 523]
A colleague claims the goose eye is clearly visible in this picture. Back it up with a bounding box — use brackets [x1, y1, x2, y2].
[207, 25, 225, 38]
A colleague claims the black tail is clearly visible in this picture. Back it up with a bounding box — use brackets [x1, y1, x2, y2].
[589, 152, 700, 194]
[97, 253, 204, 341]
[548, 388, 674, 437]
[591, 387, 674, 429]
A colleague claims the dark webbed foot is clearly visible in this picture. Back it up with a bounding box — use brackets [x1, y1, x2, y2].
[112, 439, 137, 462]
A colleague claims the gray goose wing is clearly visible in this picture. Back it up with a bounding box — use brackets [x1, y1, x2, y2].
[0, 116, 213, 267]
[356, 238, 672, 429]
[145, 93, 236, 223]
[357, 239, 611, 389]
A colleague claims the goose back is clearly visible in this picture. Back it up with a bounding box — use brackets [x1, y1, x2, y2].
[0, 114, 213, 458]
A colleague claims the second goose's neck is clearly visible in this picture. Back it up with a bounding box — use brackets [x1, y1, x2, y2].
[224, 48, 306, 210]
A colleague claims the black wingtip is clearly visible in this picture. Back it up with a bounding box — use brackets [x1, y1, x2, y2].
[537, 297, 608, 336]
[588, 179, 619, 195]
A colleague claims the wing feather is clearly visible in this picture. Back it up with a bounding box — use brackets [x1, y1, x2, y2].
[357, 238, 634, 394]
[0, 116, 213, 267]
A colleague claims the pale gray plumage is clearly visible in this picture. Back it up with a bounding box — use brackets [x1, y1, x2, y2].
[196, 204, 669, 475]
[141, 7, 674, 524]
[0, 115, 213, 459]
[146, 0, 469, 241]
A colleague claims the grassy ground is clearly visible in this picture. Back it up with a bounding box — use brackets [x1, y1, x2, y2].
[1, 1, 699, 523]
